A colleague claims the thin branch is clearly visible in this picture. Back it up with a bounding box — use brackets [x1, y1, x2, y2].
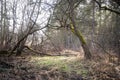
[94, 0, 120, 15]
[101, 6, 120, 15]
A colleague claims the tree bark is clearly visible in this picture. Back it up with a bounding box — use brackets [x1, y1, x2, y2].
[70, 27, 92, 59]
[68, 0, 92, 59]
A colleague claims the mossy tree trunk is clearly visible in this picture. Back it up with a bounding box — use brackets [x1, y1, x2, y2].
[75, 30, 92, 59]
[67, 0, 92, 59]
[70, 24, 92, 59]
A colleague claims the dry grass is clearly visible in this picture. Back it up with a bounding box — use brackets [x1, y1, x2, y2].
[0, 50, 119, 80]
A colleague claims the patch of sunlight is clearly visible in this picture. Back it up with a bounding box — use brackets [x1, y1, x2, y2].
[29, 56, 70, 67]
[30, 56, 76, 63]
[29, 56, 89, 76]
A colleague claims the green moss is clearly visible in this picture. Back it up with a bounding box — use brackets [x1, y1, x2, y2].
[70, 23, 86, 44]
[77, 30, 86, 44]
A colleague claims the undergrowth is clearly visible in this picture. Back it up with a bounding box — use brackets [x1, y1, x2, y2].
[30, 56, 89, 77]
[0, 55, 119, 80]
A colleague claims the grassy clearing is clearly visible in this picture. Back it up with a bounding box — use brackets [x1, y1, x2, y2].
[29, 56, 89, 77]
[0, 55, 119, 80]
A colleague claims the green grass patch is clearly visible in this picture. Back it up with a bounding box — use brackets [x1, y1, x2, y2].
[29, 56, 89, 76]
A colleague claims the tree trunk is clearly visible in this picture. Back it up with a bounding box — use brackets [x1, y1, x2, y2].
[71, 28, 92, 59]
[81, 43, 92, 59]
[8, 35, 28, 56]
[68, 0, 92, 59]
[69, 21, 92, 60]
[70, 29, 92, 59]
[15, 39, 26, 56]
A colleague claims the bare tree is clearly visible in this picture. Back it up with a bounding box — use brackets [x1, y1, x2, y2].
[48, 0, 92, 59]
[9, 0, 42, 56]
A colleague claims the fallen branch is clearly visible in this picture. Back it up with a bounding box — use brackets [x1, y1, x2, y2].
[24, 46, 52, 56]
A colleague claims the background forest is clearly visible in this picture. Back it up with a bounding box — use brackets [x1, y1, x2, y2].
[0, 0, 120, 80]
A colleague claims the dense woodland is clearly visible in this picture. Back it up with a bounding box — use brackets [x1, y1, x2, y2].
[0, 0, 120, 80]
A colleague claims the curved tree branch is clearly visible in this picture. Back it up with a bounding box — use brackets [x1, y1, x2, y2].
[94, 0, 120, 15]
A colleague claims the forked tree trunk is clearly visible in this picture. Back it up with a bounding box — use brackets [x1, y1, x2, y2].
[8, 35, 28, 56]
[15, 39, 26, 56]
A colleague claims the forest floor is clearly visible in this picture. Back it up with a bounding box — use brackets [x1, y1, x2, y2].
[0, 50, 120, 80]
